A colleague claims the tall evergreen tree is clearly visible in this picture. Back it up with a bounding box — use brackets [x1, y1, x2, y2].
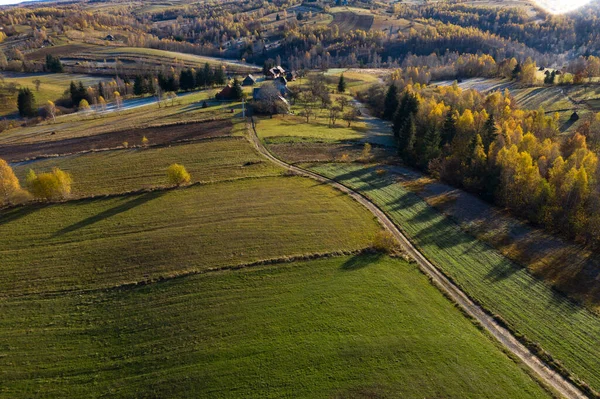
[399, 114, 417, 161]
[337, 74, 346, 93]
[482, 113, 498, 152]
[383, 84, 399, 120]
[441, 110, 457, 147]
[203, 63, 213, 86]
[17, 87, 36, 117]
[392, 91, 418, 138]
[213, 67, 226, 85]
[231, 78, 243, 100]
[133, 75, 145, 95]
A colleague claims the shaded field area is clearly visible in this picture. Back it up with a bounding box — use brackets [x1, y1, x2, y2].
[309, 162, 600, 393]
[330, 11, 374, 32]
[0, 255, 551, 399]
[387, 164, 600, 312]
[2, 119, 232, 162]
[0, 176, 379, 297]
[13, 137, 282, 196]
[268, 141, 395, 164]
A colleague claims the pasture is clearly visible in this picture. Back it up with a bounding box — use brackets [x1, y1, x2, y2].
[0, 72, 111, 116]
[309, 162, 600, 394]
[12, 137, 282, 196]
[0, 255, 552, 398]
[0, 175, 379, 297]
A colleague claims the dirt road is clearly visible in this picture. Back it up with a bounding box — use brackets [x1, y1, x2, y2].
[248, 118, 587, 399]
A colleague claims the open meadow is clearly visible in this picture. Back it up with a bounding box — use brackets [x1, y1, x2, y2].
[0, 255, 551, 398]
[308, 162, 600, 393]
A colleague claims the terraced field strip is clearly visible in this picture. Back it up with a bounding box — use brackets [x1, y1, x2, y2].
[0, 176, 379, 297]
[308, 163, 599, 398]
[248, 122, 587, 399]
[0, 255, 552, 398]
[12, 137, 280, 196]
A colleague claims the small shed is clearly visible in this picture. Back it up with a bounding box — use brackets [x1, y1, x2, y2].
[104, 34, 115, 41]
[242, 74, 256, 86]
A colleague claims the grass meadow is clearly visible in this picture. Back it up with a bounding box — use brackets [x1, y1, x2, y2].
[12, 137, 282, 196]
[309, 162, 600, 393]
[0, 255, 551, 398]
[0, 176, 379, 297]
[0, 72, 111, 116]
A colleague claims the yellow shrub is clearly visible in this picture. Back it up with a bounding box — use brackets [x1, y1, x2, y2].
[26, 168, 72, 201]
[372, 230, 399, 254]
[167, 163, 191, 186]
[339, 153, 350, 162]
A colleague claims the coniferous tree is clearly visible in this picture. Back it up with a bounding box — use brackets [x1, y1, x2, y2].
[213, 67, 226, 85]
[337, 74, 346, 93]
[133, 75, 145, 95]
[383, 84, 399, 120]
[441, 110, 457, 147]
[392, 91, 418, 138]
[482, 114, 498, 152]
[17, 87, 36, 117]
[231, 78, 244, 100]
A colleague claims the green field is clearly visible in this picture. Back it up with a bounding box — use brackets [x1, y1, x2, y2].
[309, 162, 600, 393]
[0, 255, 551, 398]
[13, 137, 282, 196]
[0, 176, 379, 297]
[0, 72, 111, 116]
[0, 90, 226, 145]
[255, 114, 366, 142]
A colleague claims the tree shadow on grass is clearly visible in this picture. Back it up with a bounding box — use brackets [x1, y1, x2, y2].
[53, 191, 163, 237]
[0, 204, 46, 226]
[341, 253, 383, 271]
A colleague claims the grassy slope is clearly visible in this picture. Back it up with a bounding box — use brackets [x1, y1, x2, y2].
[0, 176, 379, 297]
[0, 90, 227, 145]
[13, 137, 282, 196]
[309, 162, 600, 392]
[0, 73, 111, 116]
[0, 255, 551, 399]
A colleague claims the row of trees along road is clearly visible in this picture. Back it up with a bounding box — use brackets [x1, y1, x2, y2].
[378, 78, 600, 245]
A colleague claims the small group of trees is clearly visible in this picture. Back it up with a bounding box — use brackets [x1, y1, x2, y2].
[0, 159, 72, 206]
[45, 54, 63, 73]
[17, 87, 36, 117]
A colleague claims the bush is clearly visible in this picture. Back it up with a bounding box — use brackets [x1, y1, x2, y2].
[167, 164, 191, 186]
[372, 230, 399, 254]
[26, 168, 72, 201]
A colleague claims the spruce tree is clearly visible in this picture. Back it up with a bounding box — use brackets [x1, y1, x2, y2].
[17, 87, 36, 117]
[482, 113, 498, 152]
[383, 84, 399, 120]
[134, 75, 145, 95]
[441, 110, 457, 147]
[337, 74, 346, 93]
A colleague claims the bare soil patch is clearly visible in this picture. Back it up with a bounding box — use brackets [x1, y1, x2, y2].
[2, 120, 232, 162]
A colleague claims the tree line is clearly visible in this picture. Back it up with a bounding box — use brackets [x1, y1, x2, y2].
[374, 79, 600, 245]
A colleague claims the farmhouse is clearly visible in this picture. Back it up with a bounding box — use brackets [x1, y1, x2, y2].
[266, 66, 285, 79]
[242, 75, 256, 86]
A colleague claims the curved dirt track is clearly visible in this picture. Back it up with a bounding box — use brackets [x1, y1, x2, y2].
[248, 119, 587, 399]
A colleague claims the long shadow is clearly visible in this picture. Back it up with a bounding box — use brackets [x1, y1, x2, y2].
[53, 192, 163, 237]
[0, 204, 46, 226]
[341, 253, 383, 271]
[560, 118, 577, 132]
[484, 260, 521, 283]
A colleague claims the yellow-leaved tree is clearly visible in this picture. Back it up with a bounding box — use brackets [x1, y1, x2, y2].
[167, 164, 191, 186]
[26, 168, 72, 201]
[0, 158, 30, 206]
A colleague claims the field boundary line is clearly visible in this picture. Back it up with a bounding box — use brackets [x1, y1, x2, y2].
[0, 249, 368, 301]
[248, 117, 588, 399]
